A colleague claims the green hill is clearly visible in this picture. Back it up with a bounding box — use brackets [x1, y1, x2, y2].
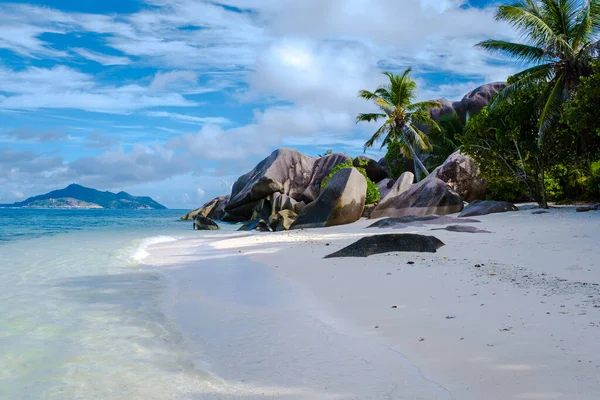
[1, 184, 167, 210]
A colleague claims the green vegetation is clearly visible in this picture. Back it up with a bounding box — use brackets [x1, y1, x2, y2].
[321, 159, 381, 204]
[474, 0, 600, 207]
[357, 68, 441, 180]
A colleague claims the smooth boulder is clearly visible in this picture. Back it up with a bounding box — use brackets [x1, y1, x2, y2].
[377, 172, 414, 209]
[269, 209, 298, 231]
[193, 216, 219, 230]
[459, 200, 518, 217]
[432, 151, 487, 202]
[430, 225, 491, 233]
[299, 153, 351, 203]
[290, 168, 367, 230]
[453, 82, 506, 123]
[370, 177, 463, 219]
[367, 215, 480, 229]
[181, 195, 229, 221]
[377, 178, 395, 199]
[324, 234, 445, 258]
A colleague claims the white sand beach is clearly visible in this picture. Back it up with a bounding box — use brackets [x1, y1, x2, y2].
[147, 206, 600, 400]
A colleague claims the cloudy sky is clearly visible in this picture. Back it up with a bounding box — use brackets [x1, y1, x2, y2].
[0, 0, 519, 209]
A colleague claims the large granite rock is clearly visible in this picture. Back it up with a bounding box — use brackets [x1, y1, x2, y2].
[225, 149, 349, 219]
[453, 82, 506, 123]
[181, 195, 229, 221]
[269, 209, 298, 231]
[432, 151, 487, 202]
[370, 177, 462, 219]
[459, 200, 518, 217]
[324, 234, 445, 258]
[353, 156, 388, 183]
[377, 178, 395, 199]
[300, 153, 351, 203]
[193, 215, 219, 230]
[290, 168, 367, 230]
[379, 172, 414, 205]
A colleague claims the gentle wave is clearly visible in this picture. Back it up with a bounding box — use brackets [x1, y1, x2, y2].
[131, 235, 180, 262]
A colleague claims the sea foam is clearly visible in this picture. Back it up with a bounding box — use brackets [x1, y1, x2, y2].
[132, 235, 180, 262]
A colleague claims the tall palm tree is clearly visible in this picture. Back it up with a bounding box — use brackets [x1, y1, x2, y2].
[357, 68, 440, 179]
[476, 0, 600, 207]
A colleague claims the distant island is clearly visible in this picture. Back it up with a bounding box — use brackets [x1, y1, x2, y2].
[0, 184, 167, 210]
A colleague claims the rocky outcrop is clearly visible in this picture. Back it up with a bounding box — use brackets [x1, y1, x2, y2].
[300, 153, 351, 203]
[458, 200, 518, 217]
[379, 172, 414, 205]
[290, 168, 367, 230]
[193, 216, 219, 230]
[370, 177, 463, 219]
[453, 82, 506, 123]
[324, 234, 445, 258]
[353, 156, 388, 183]
[181, 195, 229, 221]
[377, 178, 395, 199]
[239, 219, 270, 232]
[576, 204, 599, 212]
[269, 210, 298, 231]
[432, 151, 487, 202]
[224, 149, 349, 220]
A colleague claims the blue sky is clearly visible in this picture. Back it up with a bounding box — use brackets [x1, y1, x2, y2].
[0, 0, 517, 208]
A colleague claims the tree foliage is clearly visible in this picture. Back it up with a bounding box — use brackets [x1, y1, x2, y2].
[357, 68, 441, 179]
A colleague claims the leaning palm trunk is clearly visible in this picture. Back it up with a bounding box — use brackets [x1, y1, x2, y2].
[402, 125, 430, 180]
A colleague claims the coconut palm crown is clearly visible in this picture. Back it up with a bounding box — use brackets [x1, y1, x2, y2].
[357, 67, 441, 177]
[476, 0, 600, 141]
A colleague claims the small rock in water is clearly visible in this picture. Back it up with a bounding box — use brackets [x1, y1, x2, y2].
[386, 272, 392, 275]
[445, 316, 456, 320]
[407, 261, 415, 265]
[374, 325, 379, 329]
[474, 264, 482, 268]
[391, 305, 398, 309]
[419, 337, 425, 342]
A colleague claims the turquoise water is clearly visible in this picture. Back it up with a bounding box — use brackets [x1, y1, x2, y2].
[0, 209, 235, 399]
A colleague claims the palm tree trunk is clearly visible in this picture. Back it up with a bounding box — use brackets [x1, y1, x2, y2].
[539, 158, 549, 209]
[407, 143, 429, 181]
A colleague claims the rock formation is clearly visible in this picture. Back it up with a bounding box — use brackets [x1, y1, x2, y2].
[432, 151, 487, 202]
[290, 168, 367, 230]
[181, 195, 229, 221]
[193, 216, 219, 230]
[370, 177, 463, 219]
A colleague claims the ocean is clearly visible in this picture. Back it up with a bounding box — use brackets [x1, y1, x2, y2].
[0, 209, 235, 399]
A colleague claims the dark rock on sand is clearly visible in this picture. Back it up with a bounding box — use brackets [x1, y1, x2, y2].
[459, 200, 518, 217]
[291, 168, 367, 230]
[367, 215, 480, 229]
[193, 215, 219, 230]
[370, 177, 464, 219]
[430, 225, 491, 233]
[324, 234, 445, 258]
[576, 204, 599, 212]
[532, 210, 550, 215]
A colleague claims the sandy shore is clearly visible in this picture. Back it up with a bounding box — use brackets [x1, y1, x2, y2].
[147, 206, 600, 399]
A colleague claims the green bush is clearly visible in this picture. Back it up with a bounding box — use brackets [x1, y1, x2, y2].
[384, 141, 406, 180]
[321, 158, 381, 204]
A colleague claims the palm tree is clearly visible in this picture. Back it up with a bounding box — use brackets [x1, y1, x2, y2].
[357, 68, 441, 180]
[475, 0, 600, 207]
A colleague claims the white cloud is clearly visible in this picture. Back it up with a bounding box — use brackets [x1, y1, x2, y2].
[150, 70, 197, 90]
[72, 48, 131, 65]
[145, 111, 231, 125]
[0, 66, 196, 113]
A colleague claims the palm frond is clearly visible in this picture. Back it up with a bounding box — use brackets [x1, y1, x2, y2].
[491, 63, 554, 107]
[358, 89, 379, 101]
[538, 73, 566, 144]
[364, 124, 388, 151]
[496, 2, 559, 45]
[475, 40, 549, 63]
[356, 113, 386, 123]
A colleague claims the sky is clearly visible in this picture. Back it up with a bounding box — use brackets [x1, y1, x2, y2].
[0, 0, 519, 209]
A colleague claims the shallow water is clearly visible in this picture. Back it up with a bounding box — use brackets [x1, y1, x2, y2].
[0, 209, 237, 399]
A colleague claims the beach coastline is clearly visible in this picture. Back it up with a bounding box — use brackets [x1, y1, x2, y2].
[147, 206, 600, 400]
